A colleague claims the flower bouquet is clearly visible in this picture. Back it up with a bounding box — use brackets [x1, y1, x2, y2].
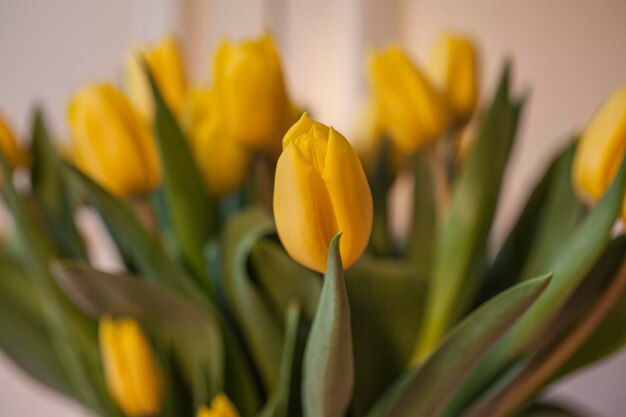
[1, 31, 626, 417]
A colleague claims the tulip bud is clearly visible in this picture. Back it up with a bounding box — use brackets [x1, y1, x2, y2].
[126, 36, 187, 118]
[273, 113, 373, 273]
[183, 88, 250, 196]
[99, 316, 163, 417]
[68, 83, 161, 198]
[0, 110, 25, 169]
[573, 86, 626, 215]
[369, 47, 448, 153]
[196, 393, 240, 417]
[427, 33, 479, 125]
[213, 34, 293, 153]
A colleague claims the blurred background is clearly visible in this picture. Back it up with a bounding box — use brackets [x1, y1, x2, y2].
[1, 0, 626, 415]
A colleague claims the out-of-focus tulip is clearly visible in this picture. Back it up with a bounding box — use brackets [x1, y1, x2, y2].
[126, 36, 187, 118]
[213, 34, 293, 153]
[0, 111, 25, 169]
[273, 113, 373, 273]
[573, 86, 626, 216]
[196, 393, 240, 417]
[184, 88, 250, 196]
[68, 83, 161, 198]
[427, 33, 479, 125]
[369, 47, 448, 153]
[99, 316, 163, 417]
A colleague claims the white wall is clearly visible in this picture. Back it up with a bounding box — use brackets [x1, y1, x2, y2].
[1, 1, 626, 416]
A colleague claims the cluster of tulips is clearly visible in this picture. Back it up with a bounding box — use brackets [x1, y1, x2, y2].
[1, 29, 626, 417]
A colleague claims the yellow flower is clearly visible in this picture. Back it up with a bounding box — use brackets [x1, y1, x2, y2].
[126, 36, 187, 118]
[213, 34, 292, 153]
[196, 393, 240, 417]
[427, 33, 479, 125]
[273, 113, 373, 273]
[99, 316, 163, 417]
[369, 47, 448, 153]
[183, 88, 250, 197]
[0, 110, 25, 169]
[573, 86, 626, 216]
[68, 83, 161, 198]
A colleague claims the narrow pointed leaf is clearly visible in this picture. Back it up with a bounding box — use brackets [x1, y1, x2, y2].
[302, 234, 354, 417]
[147, 67, 216, 288]
[380, 274, 550, 417]
[30, 110, 86, 259]
[418, 64, 523, 357]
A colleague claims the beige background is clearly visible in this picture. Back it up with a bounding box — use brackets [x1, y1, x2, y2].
[1, 0, 626, 415]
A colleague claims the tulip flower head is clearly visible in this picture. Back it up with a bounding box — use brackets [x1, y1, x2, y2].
[196, 393, 240, 417]
[68, 83, 161, 198]
[369, 47, 448, 153]
[573, 86, 626, 218]
[213, 34, 292, 153]
[126, 36, 187, 118]
[99, 316, 163, 417]
[0, 110, 25, 170]
[274, 113, 373, 273]
[184, 88, 250, 197]
[427, 33, 479, 125]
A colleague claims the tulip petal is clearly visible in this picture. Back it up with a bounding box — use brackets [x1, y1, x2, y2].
[323, 128, 373, 268]
[274, 142, 337, 272]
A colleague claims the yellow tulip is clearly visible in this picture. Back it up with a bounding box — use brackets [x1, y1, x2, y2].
[184, 88, 250, 196]
[369, 47, 448, 153]
[213, 34, 292, 153]
[126, 36, 187, 118]
[99, 316, 163, 417]
[196, 393, 240, 417]
[427, 33, 479, 124]
[573, 86, 626, 217]
[0, 110, 25, 169]
[68, 83, 161, 198]
[273, 113, 373, 273]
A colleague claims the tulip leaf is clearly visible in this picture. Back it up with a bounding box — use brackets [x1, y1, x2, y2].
[52, 262, 224, 407]
[519, 402, 587, 417]
[259, 302, 303, 417]
[30, 110, 87, 259]
[0, 248, 72, 396]
[369, 137, 394, 256]
[443, 141, 626, 417]
[220, 207, 284, 392]
[302, 234, 354, 417]
[418, 63, 523, 357]
[346, 256, 425, 416]
[405, 153, 436, 273]
[520, 141, 584, 280]
[374, 274, 550, 417]
[249, 238, 322, 321]
[476, 148, 556, 304]
[147, 67, 216, 291]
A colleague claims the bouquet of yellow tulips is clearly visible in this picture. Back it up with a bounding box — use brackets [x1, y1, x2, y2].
[1, 31, 626, 417]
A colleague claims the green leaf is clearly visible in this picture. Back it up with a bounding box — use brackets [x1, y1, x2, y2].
[147, 66, 216, 290]
[378, 274, 550, 417]
[220, 207, 284, 392]
[347, 257, 425, 416]
[0, 248, 71, 395]
[30, 110, 86, 259]
[405, 153, 436, 274]
[417, 63, 523, 357]
[369, 137, 394, 256]
[519, 142, 584, 280]
[52, 262, 223, 407]
[249, 238, 322, 321]
[476, 147, 556, 305]
[302, 234, 354, 417]
[259, 302, 303, 417]
[519, 402, 587, 417]
[444, 142, 626, 417]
